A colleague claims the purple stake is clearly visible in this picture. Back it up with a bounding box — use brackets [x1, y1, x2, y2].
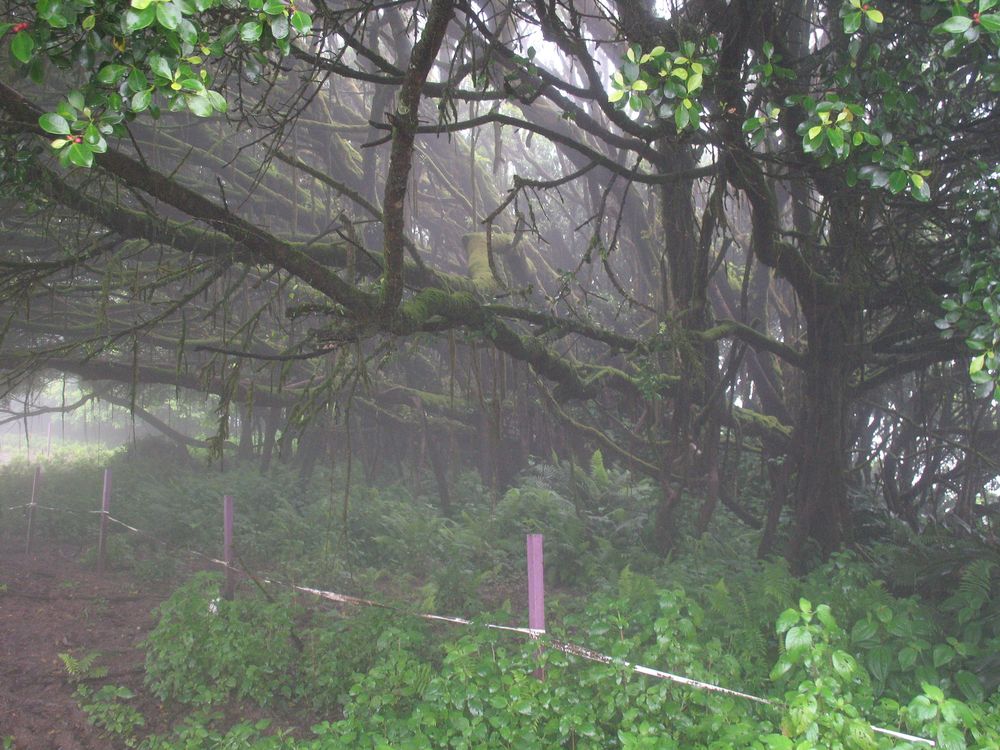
[97, 468, 111, 575]
[24, 466, 41, 555]
[223, 495, 235, 600]
[527, 533, 545, 678]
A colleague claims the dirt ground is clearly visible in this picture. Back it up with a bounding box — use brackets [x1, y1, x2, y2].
[0, 544, 170, 750]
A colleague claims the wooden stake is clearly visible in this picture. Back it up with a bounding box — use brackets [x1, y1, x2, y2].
[223, 495, 235, 600]
[97, 468, 111, 575]
[527, 533, 545, 678]
[24, 466, 41, 555]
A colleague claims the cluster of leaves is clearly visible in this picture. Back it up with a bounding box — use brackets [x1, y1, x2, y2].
[76, 684, 147, 747]
[3, 0, 312, 166]
[938, 250, 1000, 400]
[608, 39, 717, 132]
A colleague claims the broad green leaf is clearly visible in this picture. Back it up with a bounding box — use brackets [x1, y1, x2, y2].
[186, 93, 213, 117]
[865, 9, 883, 23]
[608, 89, 625, 103]
[205, 90, 227, 112]
[843, 11, 862, 34]
[128, 68, 149, 93]
[269, 14, 289, 39]
[11, 31, 34, 63]
[290, 10, 311, 34]
[936, 724, 967, 750]
[898, 646, 918, 669]
[131, 0, 153, 9]
[131, 89, 152, 112]
[39, 113, 70, 135]
[785, 625, 812, 652]
[123, 6, 157, 33]
[923, 682, 945, 703]
[954, 671, 983, 703]
[776, 608, 799, 633]
[149, 55, 172, 80]
[888, 170, 908, 194]
[96, 64, 127, 85]
[156, 2, 182, 30]
[178, 18, 199, 45]
[675, 104, 689, 130]
[66, 142, 94, 168]
[978, 13, 1000, 32]
[832, 650, 855, 678]
[936, 15, 973, 34]
[241, 21, 262, 42]
[933, 643, 955, 667]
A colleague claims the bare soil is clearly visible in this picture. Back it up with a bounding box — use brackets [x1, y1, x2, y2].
[0, 544, 171, 750]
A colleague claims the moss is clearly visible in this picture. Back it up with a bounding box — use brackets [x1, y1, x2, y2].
[732, 406, 792, 437]
[400, 288, 480, 327]
[462, 233, 513, 291]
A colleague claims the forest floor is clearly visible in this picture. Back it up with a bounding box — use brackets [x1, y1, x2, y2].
[0, 544, 173, 750]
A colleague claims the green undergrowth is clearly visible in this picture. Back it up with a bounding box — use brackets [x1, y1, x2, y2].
[5, 449, 1000, 747]
[78, 557, 1000, 750]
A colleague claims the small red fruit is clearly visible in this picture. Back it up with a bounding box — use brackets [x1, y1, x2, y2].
[12, 21, 30, 33]
[973, 11, 981, 23]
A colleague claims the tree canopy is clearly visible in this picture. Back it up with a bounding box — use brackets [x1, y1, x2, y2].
[2, 0, 999, 565]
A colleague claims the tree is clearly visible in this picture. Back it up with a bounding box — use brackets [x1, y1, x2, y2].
[2, 0, 999, 563]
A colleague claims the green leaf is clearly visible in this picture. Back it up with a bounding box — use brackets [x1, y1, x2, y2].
[205, 89, 227, 112]
[185, 93, 213, 117]
[832, 650, 855, 678]
[674, 104, 689, 131]
[269, 14, 289, 40]
[936, 724, 967, 750]
[148, 55, 172, 80]
[131, 89, 152, 112]
[851, 619, 878, 644]
[131, 0, 153, 9]
[933, 643, 955, 667]
[954, 671, 984, 703]
[785, 625, 812, 652]
[827, 126, 845, 150]
[807, 125, 823, 140]
[178, 18, 199, 45]
[776, 608, 799, 634]
[128, 68, 149, 93]
[156, 2, 182, 30]
[843, 11, 862, 34]
[922, 682, 945, 703]
[241, 21, 262, 42]
[978, 13, 1000, 32]
[898, 646, 918, 669]
[865, 9, 883, 23]
[11, 31, 35, 63]
[888, 170, 908, 194]
[936, 15, 973, 34]
[290, 10, 311, 34]
[96, 64, 128, 85]
[608, 89, 625, 103]
[67, 142, 94, 168]
[123, 6, 157, 33]
[39, 113, 71, 135]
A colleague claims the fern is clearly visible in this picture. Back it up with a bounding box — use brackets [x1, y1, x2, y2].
[955, 559, 996, 614]
[59, 651, 108, 683]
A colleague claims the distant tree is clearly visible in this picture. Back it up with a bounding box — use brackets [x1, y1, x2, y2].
[2, 0, 999, 562]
